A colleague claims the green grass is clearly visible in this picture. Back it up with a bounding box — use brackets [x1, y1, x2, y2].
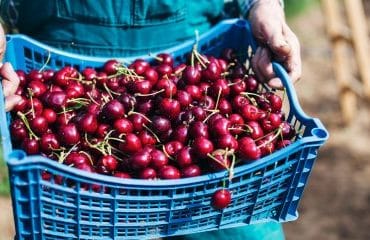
[0, 147, 10, 196]
[284, 0, 319, 19]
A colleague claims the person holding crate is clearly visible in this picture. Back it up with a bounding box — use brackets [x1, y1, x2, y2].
[0, 0, 301, 239]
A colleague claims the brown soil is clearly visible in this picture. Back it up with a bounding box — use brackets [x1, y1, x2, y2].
[1, 3, 370, 240]
[283, 3, 370, 240]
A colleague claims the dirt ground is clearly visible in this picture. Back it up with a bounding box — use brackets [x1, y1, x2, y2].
[283, 3, 370, 240]
[1, 3, 370, 240]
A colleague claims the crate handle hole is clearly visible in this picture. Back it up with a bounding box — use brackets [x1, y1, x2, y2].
[236, 20, 247, 27]
[8, 150, 26, 161]
[311, 128, 328, 139]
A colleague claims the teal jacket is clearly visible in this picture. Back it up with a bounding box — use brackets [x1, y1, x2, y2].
[1, 0, 286, 239]
[9, 0, 225, 57]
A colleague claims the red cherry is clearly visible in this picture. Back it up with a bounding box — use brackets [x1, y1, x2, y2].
[203, 61, 221, 82]
[40, 133, 60, 154]
[189, 121, 209, 139]
[245, 75, 259, 92]
[210, 117, 231, 136]
[144, 67, 159, 85]
[27, 80, 47, 98]
[212, 189, 232, 210]
[246, 121, 264, 140]
[183, 66, 201, 85]
[230, 78, 247, 96]
[10, 119, 27, 142]
[138, 130, 157, 146]
[171, 125, 189, 144]
[208, 153, 230, 171]
[181, 164, 201, 178]
[159, 165, 181, 179]
[217, 98, 232, 115]
[176, 90, 193, 108]
[28, 69, 43, 82]
[238, 137, 261, 161]
[209, 79, 230, 98]
[216, 134, 238, 150]
[152, 116, 171, 133]
[164, 141, 184, 157]
[175, 146, 194, 168]
[22, 138, 40, 155]
[128, 113, 150, 132]
[159, 98, 181, 120]
[114, 172, 132, 179]
[119, 133, 142, 154]
[156, 53, 174, 66]
[192, 137, 214, 158]
[103, 59, 120, 75]
[30, 116, 48, 135]
[65, 151, 91, 166]
[155, 78, 177, 98]
[78, 113, 98, 134]
[130, 149, 151, 170]
[42, 108, 57, 124]
[140, 167, 157, 179]
[58, 123, 80, 146]
[99, 155, 118, 172]
[240, 104, 263, 121]
[114, 118, 133, 134]
[150, 149, 168, 170]
[102, 99, 125, 120]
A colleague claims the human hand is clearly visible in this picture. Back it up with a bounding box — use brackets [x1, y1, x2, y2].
[248, 0, 301, 89]
[1, 25, 21, 112]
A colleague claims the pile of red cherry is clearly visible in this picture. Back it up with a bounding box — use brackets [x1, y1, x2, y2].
[9, 47, 295, 208]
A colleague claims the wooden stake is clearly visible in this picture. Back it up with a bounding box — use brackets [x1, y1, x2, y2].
[344, 0, 370, 99]
[321, 0, 357, 125]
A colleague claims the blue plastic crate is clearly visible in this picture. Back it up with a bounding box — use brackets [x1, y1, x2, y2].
[0, 19, 328, 240]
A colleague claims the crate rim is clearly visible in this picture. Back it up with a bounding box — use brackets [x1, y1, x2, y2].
[4, 18, 246, 65]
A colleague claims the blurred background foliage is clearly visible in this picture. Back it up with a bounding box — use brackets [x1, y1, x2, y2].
[284, 0, 318, 19]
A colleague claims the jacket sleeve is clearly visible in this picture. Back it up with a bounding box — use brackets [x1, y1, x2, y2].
[236, 0, 284, 17]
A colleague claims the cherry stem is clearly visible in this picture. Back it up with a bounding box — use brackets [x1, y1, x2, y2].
[256, 126, 283, 148]
[228, 153, 236, 181]
[58, 144, 78, 164]
[191, 46, 195, 68]
[240, 92, 260, 106]
[227, 79, 242, 87]
[127, 111, 152, 123]
[17, 111, 39, 140]
[143, 124, 161, 143]
[79, 150, 94, 166]
[103, 83, 114, 99]
[134, 89, 164, 97]
[214, 88, 222, 111]
[161, 145, 175, 161]
[86, 91, 100, 105]
[39, 51, 51, 73]
[27, 88, 36, 119]
[228, 127, 251, 134]
[207, 153, 229, 170]
[202, 109, 220, 123]
[84, 134, 107, 155]
[67, 97, 91, 104]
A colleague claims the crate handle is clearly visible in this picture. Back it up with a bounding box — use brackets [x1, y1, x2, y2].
[273, 62, 311, 122]
[0, 76, 13, 160]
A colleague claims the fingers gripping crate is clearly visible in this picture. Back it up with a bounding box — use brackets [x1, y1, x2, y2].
[0, 19, 329, 240]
